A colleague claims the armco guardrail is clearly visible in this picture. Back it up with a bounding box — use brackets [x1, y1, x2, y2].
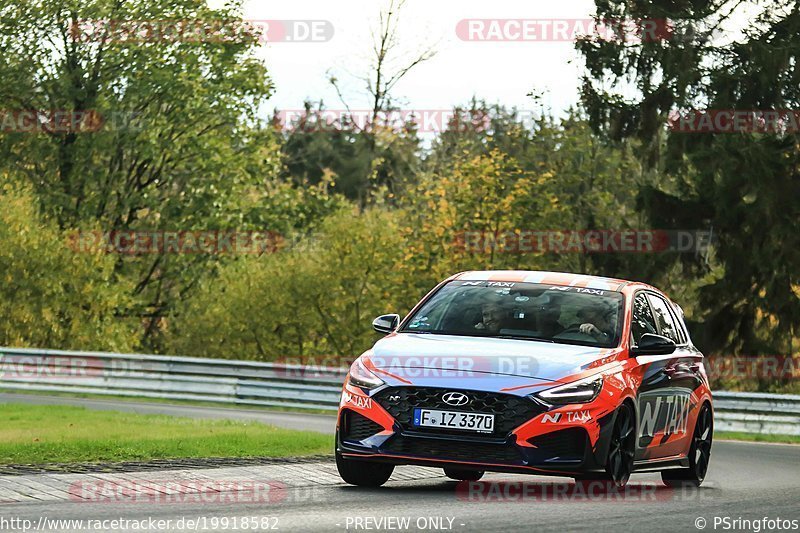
[0, 347, 346, 411]
[713, 391, 800, 436]
[1, 346, 798, 434]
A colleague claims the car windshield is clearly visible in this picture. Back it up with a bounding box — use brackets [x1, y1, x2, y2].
[400, 280, 624, 348]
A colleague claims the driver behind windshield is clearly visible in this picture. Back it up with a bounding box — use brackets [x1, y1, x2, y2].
[474, 302, 505, 333]
[577, 304, 616, 342]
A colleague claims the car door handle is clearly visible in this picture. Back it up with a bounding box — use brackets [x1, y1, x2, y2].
[666, 362, 699, 374]
[649, 368, 671, 384]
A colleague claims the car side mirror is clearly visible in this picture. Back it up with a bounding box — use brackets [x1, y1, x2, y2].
[631, 333, 677, 356]
[372, 313, 400, 334]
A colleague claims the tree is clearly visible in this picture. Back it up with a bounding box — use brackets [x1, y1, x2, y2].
[0, 183, 137, 351]
[0, 0, 283, 348]
[276, 101, 420, 201]
[323, 0, 435, 203]
[166, 207, 408, 359]
[420, 104, 651, 282]
[577, 0, 800, 355]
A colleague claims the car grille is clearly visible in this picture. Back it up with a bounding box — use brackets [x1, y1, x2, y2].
[341, 410, 384, 442]
[383, 435, 523, 464]
[374, 386, 544, 437]
[526, 428, 588, 461]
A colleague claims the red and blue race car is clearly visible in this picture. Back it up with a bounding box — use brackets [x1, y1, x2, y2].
[335, 270, 713, 488]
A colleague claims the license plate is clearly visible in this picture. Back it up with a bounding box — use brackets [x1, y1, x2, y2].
[413, 408, 494, 433]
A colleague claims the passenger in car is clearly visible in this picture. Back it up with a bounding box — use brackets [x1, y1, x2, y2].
[537, 294, 564, 338]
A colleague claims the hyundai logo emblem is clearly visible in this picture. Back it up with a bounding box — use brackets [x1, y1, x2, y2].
[442, 392, 469, 406]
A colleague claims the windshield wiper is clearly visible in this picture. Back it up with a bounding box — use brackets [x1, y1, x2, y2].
[401, 331, 557, 343]
[495, 335, 555, 343]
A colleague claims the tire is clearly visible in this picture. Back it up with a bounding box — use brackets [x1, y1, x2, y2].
[662, 403, 713, 488]
[605, 402, 636, 488]
[335, 450, 394, 487]
[443, 468, 484, 481]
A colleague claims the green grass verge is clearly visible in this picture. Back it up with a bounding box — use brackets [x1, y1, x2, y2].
[715, 431, 800, 444]
[0, 403, 332, 464]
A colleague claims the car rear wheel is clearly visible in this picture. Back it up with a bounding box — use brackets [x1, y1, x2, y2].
[443, 468, 484, 481]
[335, 450, 394, 487]
[662, 403, 713, 487]
[606, 403, 635, 488]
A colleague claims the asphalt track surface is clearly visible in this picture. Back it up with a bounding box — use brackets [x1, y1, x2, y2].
[1, 393, 799, 533]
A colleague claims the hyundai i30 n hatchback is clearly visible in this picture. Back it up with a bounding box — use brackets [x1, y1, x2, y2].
[335, 271, 713, 489]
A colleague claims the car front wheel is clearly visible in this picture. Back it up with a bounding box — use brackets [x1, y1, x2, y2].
[606, 403, 636, 488]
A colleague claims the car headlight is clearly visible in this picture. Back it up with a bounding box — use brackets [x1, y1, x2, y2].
[536, 375, 604, 405]
[348, 358, 385, 390]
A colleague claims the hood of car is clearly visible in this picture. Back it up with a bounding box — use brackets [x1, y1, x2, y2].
[364, 332, 617, 392]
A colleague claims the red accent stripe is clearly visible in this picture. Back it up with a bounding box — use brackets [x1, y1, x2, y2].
[372, 368, 412, 384]
[340, 453, 577, 475]
[500, 381, 551, 392]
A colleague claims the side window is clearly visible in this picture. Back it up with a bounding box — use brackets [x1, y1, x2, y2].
[647, 294, 680, 343]
[631, 293, 658, 345]
[671, 304, 689, 344]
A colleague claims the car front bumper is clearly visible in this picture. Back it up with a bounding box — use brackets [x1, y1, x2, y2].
[336, 383, 617, 476]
